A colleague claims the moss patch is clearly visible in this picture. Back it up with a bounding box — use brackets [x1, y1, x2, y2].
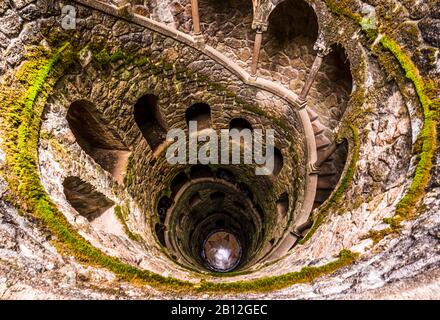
[199, 249, 358, 292]
[379, 36, 438, 222]
[114, 204, 142, 242]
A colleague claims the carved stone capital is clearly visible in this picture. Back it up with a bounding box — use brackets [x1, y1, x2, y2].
[313, 38, 331, 57]
[252, 0, 274, 31]
[110, 0, 129, 8]
[308, 162, 320, 174]
[193, 34, 205, 48]
[298, 98, 308, 109]
[251, 21, 268, 32]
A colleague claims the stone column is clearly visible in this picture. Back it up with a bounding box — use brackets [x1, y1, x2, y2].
[251, 26, 264, 76]
[299, 41, 331, 103]
[191, 0, 201, 35]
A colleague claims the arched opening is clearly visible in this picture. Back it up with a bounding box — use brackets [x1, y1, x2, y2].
[185, 103, 211, 131]
[210, 191, 226, 202]
[134, 94, 167, 151]
[63, 176, 125, 236]
[190, 164, 213, 179]
[229, 118, 253, 131]
[63, 176, 114, 221]
[268, 0, 319, 44]
[319, 44, 353, 126]
[155, 223, 166, 247]
[189, 192, 202, 207]
[276, 192, 289, 217]
[170, 172, 190, 197]
[66, 100, 130, 183]
[157, 195, 173, 223]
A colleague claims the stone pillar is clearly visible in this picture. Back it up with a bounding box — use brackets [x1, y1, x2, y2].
[191, 0, 201, 35]
[251, 26, 264, 76]
[299, 41, 331, 102]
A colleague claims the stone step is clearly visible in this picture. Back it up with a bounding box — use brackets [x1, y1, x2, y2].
[315, 133, 332, 150]
[312, 121, 326, 135]
[318, 162, 337, 176]
[307, 108, 319, 121]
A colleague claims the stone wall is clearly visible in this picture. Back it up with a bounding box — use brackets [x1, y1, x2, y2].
[0, 0, 439, 298]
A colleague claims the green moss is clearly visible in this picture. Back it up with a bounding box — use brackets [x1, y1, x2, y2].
[94, 49, 112, 66]
[123, 154, 135, 188]
[379, 36, 438, 221]
[363, 228, 393, 245]
[114, 205, 142, 242]
[198, 250, 358, 292]
[110, 50, 125, 63]
[300, 125, 360, 244]
[0, 43, 192, 291]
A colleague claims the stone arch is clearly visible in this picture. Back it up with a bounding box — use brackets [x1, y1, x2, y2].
[229, 118, 253, 131]
[268, 147, 283, 176]
[321, 43, 353, 122]
[276, 192, 289, 217]
[170, 172, 190, 197]
[63, 176, 114, 221]
[134, 94, 167, 151]
[185, 102, 211, 131]
[267, 0, 319, 44]
[66, 100, 130, 183]
[157, 195, 173, 223]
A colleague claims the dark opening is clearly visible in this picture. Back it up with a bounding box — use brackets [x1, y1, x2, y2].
[229, 118, 253, 131]
[210, 191, 226, 202]
[185, 103, 211, 131]
[272, 148, 284, 176]
[189, 192, 203, 207]
[324, 44, 353, 100]
[134, 94, 167, 151]
[67, 100, 130, 183]
[155, 223, 166, 246]
[158, 195, 173, 223]
[190, 164, 213, 179]
[314, 140, 349, 209]
[276, 192, 289, 217]
[63, 176, 114, 221]
[170, 172, 190, 197]
[268, 0, 319, 44]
